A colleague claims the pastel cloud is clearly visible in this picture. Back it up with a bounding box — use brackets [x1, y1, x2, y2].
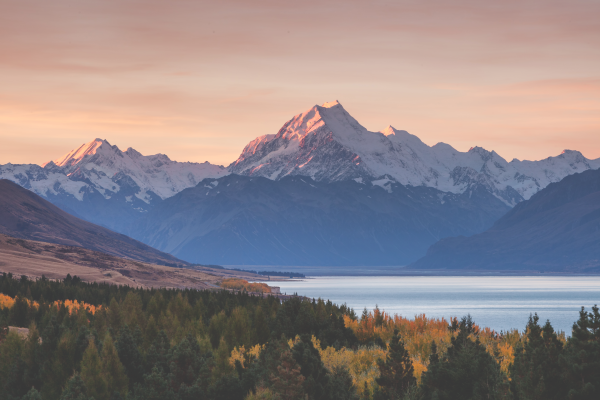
[0, 0, 598, 165]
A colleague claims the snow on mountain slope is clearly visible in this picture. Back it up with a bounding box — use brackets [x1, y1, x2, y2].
[229, 101, 600, 204]
[0, 139, 226, 231]
[39, 138, 226, 202]
[0, 163, 88, 200]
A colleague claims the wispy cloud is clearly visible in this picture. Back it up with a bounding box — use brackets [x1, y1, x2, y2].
[0, 0, 598, 164]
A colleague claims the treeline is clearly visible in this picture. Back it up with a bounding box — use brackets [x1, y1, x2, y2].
[257, 271, 305, 278]
[219, 279, 272, 294]
[227, 269, 306, 278]
[0, 272, 598, 400]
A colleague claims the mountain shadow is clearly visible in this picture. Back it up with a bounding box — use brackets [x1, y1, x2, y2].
[0, 179, 188, 267]
[410, 168, 600, 272]
[129, 174, 510, 266]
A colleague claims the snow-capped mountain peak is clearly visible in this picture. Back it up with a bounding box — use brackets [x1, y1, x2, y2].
[42, 138, 107, 168]
[1, 138, 227, 231]
[229, 101, 600, 205]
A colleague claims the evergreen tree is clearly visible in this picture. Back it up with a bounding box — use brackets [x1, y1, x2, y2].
[80, 339, 108, 400]
[108, 298, 122, 332]
[9, 296, 30, 328]
[21, 387, 42, 400]
[375, 329, 416, 399]
[292, 335, 331, 400]
[21, 322, 42, 393]
[211, 374, 244, 400]
[169, 334, 209, 391]
[329, 366, 359, 400]
[208, 312, 227, 349]
[144, 330, 171, 375]
[213, 338, 235, 379]
[225, 307, 254, 349]
[101, 333, 129, 399]
[560, 305, 600, 400]
[116, 325, 144, 387]
[510, 314, 565, 400]
[132, 366, 175, 400]
[254, 306, 270, 345]
[419, 316, 509, 400]
[60, 374, 92, 400]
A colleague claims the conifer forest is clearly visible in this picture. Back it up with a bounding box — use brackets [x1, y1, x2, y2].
[0, 273, 599, 400]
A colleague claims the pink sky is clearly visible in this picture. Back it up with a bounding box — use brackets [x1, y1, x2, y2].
[1, 0, 599, 166]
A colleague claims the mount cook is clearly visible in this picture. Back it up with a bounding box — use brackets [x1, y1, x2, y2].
[1, 101, 599, 266]
[229, 101, 600, 206]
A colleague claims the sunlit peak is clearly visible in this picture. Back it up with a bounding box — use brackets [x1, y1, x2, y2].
[322, 100, 341, 108]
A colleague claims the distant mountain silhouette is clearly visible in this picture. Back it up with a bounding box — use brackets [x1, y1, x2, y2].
[0, 179, 187, 266]
[128, 174, 510, 266]
[410, 169, 600, 272]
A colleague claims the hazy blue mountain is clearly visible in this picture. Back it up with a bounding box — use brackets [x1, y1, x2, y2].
[128, 174, 510, 266]
[410, 168, 600, 272]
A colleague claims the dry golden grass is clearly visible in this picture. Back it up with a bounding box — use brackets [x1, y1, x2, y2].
[0, 234, 264, 290]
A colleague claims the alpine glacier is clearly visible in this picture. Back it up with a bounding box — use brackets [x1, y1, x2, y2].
[229, 101, 600, 205]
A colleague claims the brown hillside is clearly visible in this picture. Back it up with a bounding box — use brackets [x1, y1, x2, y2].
[0, 233, 263, 289]
[0, 179, 186, 266]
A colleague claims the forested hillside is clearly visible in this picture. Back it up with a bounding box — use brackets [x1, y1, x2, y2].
[1, 274, 598, 400]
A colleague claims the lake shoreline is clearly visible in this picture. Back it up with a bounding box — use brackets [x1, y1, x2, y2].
[226, 265, 600, 277]
[263, 276, 600, 334]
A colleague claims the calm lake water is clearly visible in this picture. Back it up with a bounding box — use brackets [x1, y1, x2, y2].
[271, 276, 600, 334]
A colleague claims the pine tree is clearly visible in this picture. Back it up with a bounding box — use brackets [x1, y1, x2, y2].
[21, 387, 42, 400]
[213, 338, 235, 379]
[80, 339, 108, 400]
[419, 316, 509, 400]
[510, 314, 565, 400]
[375, 329, 416, 399]
[116, 325, 144, 387]
[101, 333, 129, 399]
[560, 305, 600, 400]
[208, 311, 227, 349]
[292, 335, 331, 400]
[59, 374, 92, 400]
[254, 306, 270, 345]
[108, 298, 122, 331]
[329, 366, 359, 400]
[144, 330, 171, 375]
[132, 365, 175, 400]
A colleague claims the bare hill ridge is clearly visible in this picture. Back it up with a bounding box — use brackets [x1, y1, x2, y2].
[0, 179, 186, 266]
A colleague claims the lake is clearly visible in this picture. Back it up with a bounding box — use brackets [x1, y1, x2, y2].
[270, 276, 600, 334]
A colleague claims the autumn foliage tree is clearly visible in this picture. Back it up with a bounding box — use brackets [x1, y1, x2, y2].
[270, 349, 305, 400]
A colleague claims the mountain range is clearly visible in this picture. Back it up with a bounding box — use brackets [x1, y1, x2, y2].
[129, 174, 509, 266]
[0, 139, 225, 232]
[410, 168, 600, 272]
[1, 100, 599, 267]
[229, 101, 599, 205]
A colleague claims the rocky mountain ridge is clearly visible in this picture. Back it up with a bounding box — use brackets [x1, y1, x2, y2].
[229, 101, 600, 206]
[1, 100, 599, 238]
[0, 139, 226, 231]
